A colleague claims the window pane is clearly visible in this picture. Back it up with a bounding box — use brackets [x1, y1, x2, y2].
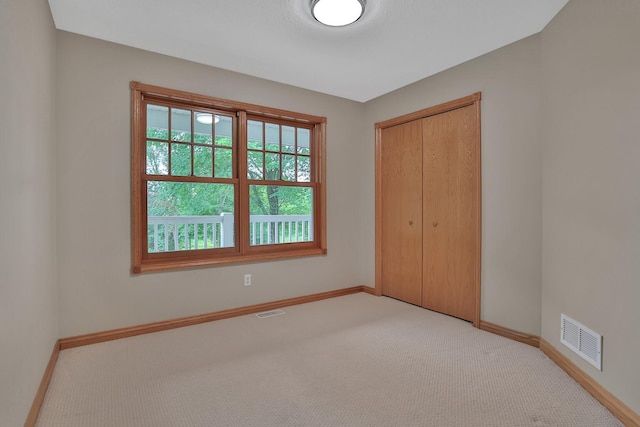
[147, 181, 235, 252]
[282, 126, 295, 153]
[265, 153, 280, 180]
[171, 143, 192, 176]
[265, 122, 280, 152]
[247, 151, 263, 180]
[194, 113, 213, 144]
[215, 115, 233, 147]
[147, 105, 168, 139]
[297, 128, 311, 155]
[214, 147, 233, 178]
[247, 120, 263, 150]
[146, 141, 168, 175]
[194, 145, 212, 177]
[171, 108, 192, 142]
[282, 154, 296, 181]
[297, 156, 311, 182]
[249, 185, 313, 246]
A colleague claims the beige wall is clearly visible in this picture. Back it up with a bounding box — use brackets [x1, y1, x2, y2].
[541, 0, 640, 413]
[55, 32, 366, 337]
[0, 0, 58, 424]
[362, 36, 544, 336]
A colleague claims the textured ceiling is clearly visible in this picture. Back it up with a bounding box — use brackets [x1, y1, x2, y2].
[47, 0, 569, 102]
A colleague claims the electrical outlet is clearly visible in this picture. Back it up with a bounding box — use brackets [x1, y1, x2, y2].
[244, 274, 252, 286]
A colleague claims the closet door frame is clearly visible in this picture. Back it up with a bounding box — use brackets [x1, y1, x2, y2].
[374, 92, 482, 327]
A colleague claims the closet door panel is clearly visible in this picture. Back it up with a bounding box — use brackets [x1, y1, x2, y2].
[380, 121, 423, 305]
[422, 105, 478, 322]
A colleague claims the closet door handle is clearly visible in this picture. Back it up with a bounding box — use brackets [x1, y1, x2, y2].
[408, 220, 414, 226]
[432, 221, 438, 227]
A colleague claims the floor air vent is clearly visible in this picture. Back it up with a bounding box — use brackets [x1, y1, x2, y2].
[255, 309, 286, 319]
[561, 314, 602, 371]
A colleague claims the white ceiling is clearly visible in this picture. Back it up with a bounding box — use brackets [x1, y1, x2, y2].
[47, 0, 569, 103]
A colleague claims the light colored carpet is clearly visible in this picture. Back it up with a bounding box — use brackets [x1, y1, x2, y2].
[37, 293, 622, 426]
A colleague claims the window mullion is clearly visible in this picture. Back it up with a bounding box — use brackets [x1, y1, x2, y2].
[294, 125, 299, 182]
[278, 124, 283, 181]
[167, 107, 173, 175]
[237, 111, 249, 255]
[211, 114, 216, 179]
[190, 111, 195, 177]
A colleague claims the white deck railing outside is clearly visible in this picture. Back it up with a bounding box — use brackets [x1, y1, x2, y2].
[147, 213, 312, 252]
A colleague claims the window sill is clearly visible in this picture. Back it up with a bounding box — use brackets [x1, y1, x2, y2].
[132, 247, 327, 274]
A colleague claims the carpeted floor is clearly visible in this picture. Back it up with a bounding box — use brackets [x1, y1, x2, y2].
[37, 293, 622, 426]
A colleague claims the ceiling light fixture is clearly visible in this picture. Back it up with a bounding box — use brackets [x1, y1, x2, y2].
[311, 0, 365, 27]
[195, 113, 220, 125]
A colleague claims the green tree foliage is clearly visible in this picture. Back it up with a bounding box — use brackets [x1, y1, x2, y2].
[247, 139, 312, 216]
[146, 129, 235, 217]
[146, 126, 312, 218]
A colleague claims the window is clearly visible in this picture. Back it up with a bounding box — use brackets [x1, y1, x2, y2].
[131, 82, 326, 273]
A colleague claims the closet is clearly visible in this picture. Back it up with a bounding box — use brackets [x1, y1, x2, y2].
[375, 93, 481, 326]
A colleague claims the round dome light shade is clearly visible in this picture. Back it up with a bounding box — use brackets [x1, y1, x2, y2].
[195, 113, 220, 125]
[312, 0, 365, 27]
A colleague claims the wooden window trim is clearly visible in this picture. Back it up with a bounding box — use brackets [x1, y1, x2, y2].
[131, 82, 327, 274]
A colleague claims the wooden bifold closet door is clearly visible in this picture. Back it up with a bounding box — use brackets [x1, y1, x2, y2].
[379, 119, 423, 306]
[375, 93, 481, 326]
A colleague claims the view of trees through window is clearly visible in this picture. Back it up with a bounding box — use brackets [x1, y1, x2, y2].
[145, 105, 313, 253]
[245, 119, 313, 246]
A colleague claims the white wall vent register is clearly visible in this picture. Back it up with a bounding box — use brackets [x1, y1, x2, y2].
[560, 314, 602, 371]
